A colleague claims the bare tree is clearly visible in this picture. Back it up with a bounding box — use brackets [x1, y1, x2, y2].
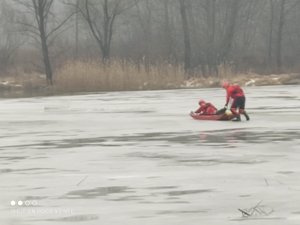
[163, 0, 175, 61]
[77, 0, 135, 61]
[275, 0, 286, 72]
[4, 0, 300, 81]
[134, 0, 153, 69]
[218, 0, 240, 64]
[74, 0, 80, 58]
[266, 0, 275, 68]
[205, 0, 217, 75]
[189, 0, 241, 75]
[0, 0, 24, 72]
[179, 0, 191, 75]
[14, 0, 73, 85]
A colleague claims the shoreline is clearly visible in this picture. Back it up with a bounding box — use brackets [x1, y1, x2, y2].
[182, 73, 300, 88]
[0, 73, 299, 99]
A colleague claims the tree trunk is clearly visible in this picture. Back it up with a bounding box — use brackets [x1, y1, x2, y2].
[276, 0, 286, 73]
[102, 45, 110, 62]
[75, 0, 79, 59]
[83, 0, 121, 62]
[103, 0, 110, 61]
[206, 0, 217, 76]
[219, 0, 239, 64]
[267, 0, 275, 69]
[41, 34, 53, 85]
[163, 0, 173, 60]
[179, 0, 191, 76]
[37, 1, 53, 85]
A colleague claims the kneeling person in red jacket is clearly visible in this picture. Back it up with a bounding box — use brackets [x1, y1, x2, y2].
[222, 81, 250, 121]
[194, 100, 217, 115]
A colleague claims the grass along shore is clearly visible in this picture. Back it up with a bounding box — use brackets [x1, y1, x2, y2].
[0, 60, 300, 98]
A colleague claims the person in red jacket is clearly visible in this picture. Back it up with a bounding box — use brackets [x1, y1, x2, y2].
[194, 99, 217, 115]
[222, 81, 250, 121]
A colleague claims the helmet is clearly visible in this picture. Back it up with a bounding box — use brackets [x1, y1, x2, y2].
[198, 99, 206, 105]
[225, 110, 232, 116]
[222, 81, 230, 89]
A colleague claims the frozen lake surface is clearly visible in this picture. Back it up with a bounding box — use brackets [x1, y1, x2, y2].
[0, 85, 300, 225]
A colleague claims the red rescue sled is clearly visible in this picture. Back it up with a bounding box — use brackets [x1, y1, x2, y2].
[190, 112, 236, 121]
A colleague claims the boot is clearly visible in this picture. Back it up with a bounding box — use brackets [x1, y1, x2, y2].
[232, 114, 241, 121]
[243, 112, 250, 121]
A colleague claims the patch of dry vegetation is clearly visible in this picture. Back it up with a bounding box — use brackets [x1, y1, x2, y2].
[0, 60, 299, 98]
[0, 69, 47, 97]
[183, 64, 300, 88]
[53, 60, 185, 93]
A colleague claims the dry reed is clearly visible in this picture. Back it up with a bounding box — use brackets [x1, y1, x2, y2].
[53, 59, 185, 93]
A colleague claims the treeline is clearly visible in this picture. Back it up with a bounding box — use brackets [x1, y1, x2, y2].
[1, 0, 300, 85]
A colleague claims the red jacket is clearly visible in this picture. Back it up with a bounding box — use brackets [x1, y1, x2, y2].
[225, 85, 245, 105]
[195, 103, 217, 115]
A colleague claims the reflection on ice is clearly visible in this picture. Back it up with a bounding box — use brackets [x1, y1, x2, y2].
[64, 186, 133, 199]
[45, 214, 99, 222]
[163, 189, 213, 196]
